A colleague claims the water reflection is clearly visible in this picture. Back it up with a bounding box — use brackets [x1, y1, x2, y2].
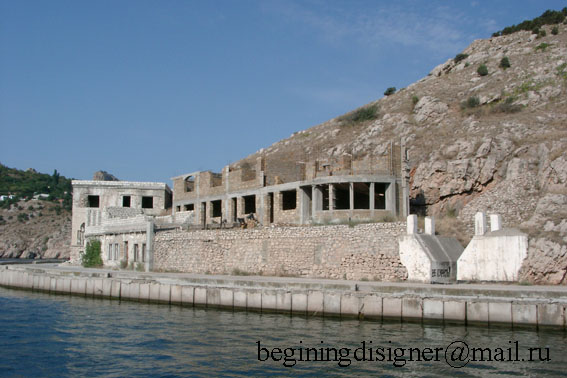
[0, 287, 565, 377]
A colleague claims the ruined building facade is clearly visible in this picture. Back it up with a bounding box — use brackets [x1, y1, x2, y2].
[70, 143, 410, 274]
[172, 144, 408, 227]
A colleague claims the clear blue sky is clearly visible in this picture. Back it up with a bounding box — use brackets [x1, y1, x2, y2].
[1, 1, 564, 183]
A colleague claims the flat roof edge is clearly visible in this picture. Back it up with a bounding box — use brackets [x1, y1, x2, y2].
[72, 180, 171, 192]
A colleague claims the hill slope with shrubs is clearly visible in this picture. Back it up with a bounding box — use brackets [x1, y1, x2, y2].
[232, 15, 567, 284]
[0, 164, 72, 259]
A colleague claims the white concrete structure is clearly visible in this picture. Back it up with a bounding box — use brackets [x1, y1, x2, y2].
[71, 180, 172, 268]
[399, 216, 464, 284]
[457, 212, 528, 282]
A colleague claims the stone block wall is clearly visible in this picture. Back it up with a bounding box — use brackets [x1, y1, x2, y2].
[153, 222, 407, 281]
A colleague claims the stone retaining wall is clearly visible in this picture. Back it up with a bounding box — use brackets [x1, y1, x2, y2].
[153, 222, 407, 280]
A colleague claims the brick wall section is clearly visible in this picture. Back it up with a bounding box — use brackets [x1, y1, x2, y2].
[153, 222, 408, 281]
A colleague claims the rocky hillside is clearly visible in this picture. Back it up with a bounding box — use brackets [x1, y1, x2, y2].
[234, 22, 567, 284]
[0, 164, 73, 259]
[0, 169, 121, 259]
[0, 200, 71, 259]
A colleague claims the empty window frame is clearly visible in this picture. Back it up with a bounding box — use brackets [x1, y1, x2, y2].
[281, 190, 297, 210]
[211, 200, 222, 217]
[107, 244, 112, 260]
[184, 203, 194, 211]
[210, 173, 222, 187]
[114, 243, 119, 260]
[353, 183, 370, 209]
[142, 196, 153, 209]
[318, 185, 329, 211]
[123, 241, 128, 261]
[374, 183, 388, 210]
[333, 183, 350, 210]
[243, 195, 256, 214]
[142, 243, 146, 263]
[122, 195, 131, 208]
[133, 244, 139, 262]
[185, 176, 195, 192]
[87, 195, 100, 208]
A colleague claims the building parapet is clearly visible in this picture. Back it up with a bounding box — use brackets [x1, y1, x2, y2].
[85, 215, 151, 236]
[72, 180, 171, 192]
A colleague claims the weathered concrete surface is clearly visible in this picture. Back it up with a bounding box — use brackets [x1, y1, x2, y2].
[444, 301, 466, 322]
[399, 216, 464, 284]
[458, 222, 528, 282]
[1, 264, 566, 329]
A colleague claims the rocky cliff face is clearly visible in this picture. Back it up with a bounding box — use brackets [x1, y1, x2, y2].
[92, 170, 119, 181]
[0, 200, 71, 259]
[235, 25, 567, 284]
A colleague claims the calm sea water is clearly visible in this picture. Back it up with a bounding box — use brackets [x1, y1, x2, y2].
[0, 286, 565, 377]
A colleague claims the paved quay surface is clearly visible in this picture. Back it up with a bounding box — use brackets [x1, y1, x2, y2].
[8, 263, 567, 299]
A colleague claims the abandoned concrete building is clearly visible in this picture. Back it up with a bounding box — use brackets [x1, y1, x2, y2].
[70, 143, 419, 278]
[69, 143, 528, 284]
[171, 146, 408, 228]
[71, 180, 173, 268]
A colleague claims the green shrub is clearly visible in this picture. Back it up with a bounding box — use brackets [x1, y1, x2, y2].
[454, 53, 469, 63]
[537, 29, 547, 38]
[491, 97, 523, 113]
[552, 26, 559, 35]
[232, 267, 252, 276]
[411, 95, 419, 106]
[499, 56, 511, 69]
[338, 104, 379, 125]
[557, 62, 567, 79]
[493, 9, 566, 36]
[119, 260, 128, 269]
[462, 96, 480, 109]
[384, 87, 396, 96]
[135, 263, 145, 272]
[535, 42, 550, 51]
[82, 240, 103, 268]
[446, 205, 457, 218]
[477, 64, 488, 76]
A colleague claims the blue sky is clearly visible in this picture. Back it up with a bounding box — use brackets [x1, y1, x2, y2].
[1, 0, 565, 183]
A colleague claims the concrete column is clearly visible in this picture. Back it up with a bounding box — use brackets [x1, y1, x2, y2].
[259, 193, 265, 225]
[475, 212, 487, 236]
[195, 173, 200, 198]
[385, 182, 394, 212]
[407, 214, 417, 234]
[425, 216, 435, 235]
[369, 182, 375, 212]
[328, 184, 334, 211]
[238, 197, 245, 218]
[300, 188, 308, 224]
[490, 214, 502, 232]
[312, 185, 318, 215]
[349, 183, 354, 211]
[145, 220, 154, 272]
[207, 201, 213, 224]
[223, 196, 230, 224]
[224, 166, 230, 193]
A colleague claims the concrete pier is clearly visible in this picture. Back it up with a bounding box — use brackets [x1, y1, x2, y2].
[0, 264, 566, 329]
